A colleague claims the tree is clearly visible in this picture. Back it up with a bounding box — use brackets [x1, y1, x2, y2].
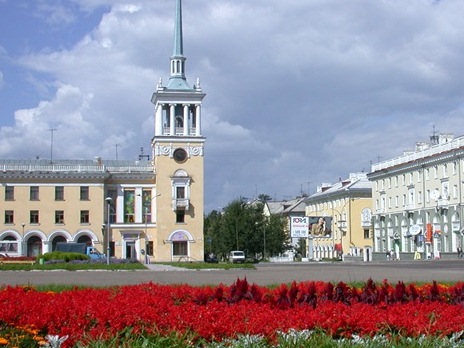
[204, 197, 290, 261]
[257, 194, 272, 203]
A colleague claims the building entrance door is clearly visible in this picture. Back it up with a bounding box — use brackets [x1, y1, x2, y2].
[125, 241, 136, 259]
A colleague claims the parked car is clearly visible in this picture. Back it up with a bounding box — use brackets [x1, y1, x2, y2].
[229, 250, 245, 263]
[204, 252, 219, 263]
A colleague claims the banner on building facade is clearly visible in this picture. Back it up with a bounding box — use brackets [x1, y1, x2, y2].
[425, 223, 433, 244]
[291, 216, 334, 238]
[290, 216, 309, 238]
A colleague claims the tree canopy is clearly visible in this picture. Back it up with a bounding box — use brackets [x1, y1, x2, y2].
[204, 198, 290, 260]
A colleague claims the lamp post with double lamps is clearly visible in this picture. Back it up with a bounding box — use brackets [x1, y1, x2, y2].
[105, 197, 112, 265]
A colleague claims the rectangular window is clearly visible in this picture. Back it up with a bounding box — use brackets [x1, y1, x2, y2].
[107, 189, 117, 223]
[124, 190, 135, 222]
[30, 186, 39, 201]
[55, 210, 64, 224]
[80, 186, 89, 200]
[142, 190, 152, 223]
[173, 241, 188, 256]
[80, 210, 90, 224]
[55, 186, 64, 201]
[30, 210, 39, 224]
[176, 186, 185, 199]
[5, 210, 14, 224]
[176, 210, 185, 223]
[5, 186, 14, 200]
[147, 241, 154, 256]
[363, 229, 370, 239]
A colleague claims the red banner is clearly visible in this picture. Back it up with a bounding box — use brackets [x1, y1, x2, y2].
[425, 223, 433, 244]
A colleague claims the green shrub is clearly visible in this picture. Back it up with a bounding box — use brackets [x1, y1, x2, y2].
[39, 251, 90, 262]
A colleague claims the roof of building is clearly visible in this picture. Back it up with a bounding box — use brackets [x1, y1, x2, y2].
[0, 159, 154, 181]
[265, 197, 306, 215]
[305, 172, 372, 203]
[370, 133, 464, 173]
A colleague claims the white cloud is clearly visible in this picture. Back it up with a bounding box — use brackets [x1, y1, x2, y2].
[2, 0, 464, 211]
[36, 0, 77, 25]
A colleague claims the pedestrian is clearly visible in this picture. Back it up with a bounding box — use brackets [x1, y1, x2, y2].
[457, 246, 462, 259]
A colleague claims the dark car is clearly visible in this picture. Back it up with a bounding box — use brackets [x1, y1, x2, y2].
[204, 252, 219, 263]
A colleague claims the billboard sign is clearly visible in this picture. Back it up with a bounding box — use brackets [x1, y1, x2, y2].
[291, 216, 333, 238]
[290, 216, 309, 238]
[308, 216, 332, 237]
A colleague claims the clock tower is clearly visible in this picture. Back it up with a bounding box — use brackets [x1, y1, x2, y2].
[151, 0, 206, 261]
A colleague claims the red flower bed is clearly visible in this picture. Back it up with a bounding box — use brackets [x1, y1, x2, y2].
[1, 278, 464, 347]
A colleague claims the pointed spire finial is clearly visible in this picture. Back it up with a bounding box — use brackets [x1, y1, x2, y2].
[173, 0, 183, 57]
[169, 0, 186, 81]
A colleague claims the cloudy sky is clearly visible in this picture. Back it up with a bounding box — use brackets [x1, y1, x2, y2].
[1, 0, 464, 212]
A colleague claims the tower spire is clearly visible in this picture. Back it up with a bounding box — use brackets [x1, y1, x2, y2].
[173, 0, 183, 57]
[168, 0, 187, 85]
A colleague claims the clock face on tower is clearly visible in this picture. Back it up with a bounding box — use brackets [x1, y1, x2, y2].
[173, 148, 187, 163]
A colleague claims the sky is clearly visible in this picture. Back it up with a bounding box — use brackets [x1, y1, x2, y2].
[1, 0, 464, 213]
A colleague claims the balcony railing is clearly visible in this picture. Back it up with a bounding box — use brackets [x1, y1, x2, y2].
[162, 127, 197, 136]
[0, 159, 154, 173]
[371, 136, 464, 172]
[172, 198, 189, 211]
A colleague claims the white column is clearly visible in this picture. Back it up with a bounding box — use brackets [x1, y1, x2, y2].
[183, 104, 189, 135]
[195, 104, 201, 136]
[169, 104, 175, 135]
[155, 104, 163, 136]
[116, 193, 124, 224]
[135, 188, 143, 223]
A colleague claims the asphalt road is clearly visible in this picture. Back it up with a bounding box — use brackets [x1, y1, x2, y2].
[1, 260, 464, 287]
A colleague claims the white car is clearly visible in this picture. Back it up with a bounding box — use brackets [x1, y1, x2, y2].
[229, 250, 245, 263]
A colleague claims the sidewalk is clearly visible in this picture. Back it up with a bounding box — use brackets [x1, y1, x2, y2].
[144, 263, 190, 271]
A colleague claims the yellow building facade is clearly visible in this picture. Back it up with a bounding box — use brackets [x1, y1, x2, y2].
[304, 173, 373, 261]
[0, 0, 205, 263]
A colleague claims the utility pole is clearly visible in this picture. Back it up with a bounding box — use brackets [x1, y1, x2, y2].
[49, 128, 57, 164]
[115, 144, 120, 161]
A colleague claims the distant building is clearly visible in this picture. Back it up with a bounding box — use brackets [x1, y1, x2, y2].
[263, 197, 306, 261]
[368, 133, 464, 260]
[0, 0, 206, 262]
[304, 173, 373, 261]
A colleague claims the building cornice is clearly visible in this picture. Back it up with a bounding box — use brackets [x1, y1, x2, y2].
[368, 147, 464, 180]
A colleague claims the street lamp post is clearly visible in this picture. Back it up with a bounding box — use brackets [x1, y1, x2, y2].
[105, 197, 112, 265]
[235, 218, 239, 250]
[21, 223, 25, 256]
[144, 206, 149, 264]
[263, 221, 267, 260]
